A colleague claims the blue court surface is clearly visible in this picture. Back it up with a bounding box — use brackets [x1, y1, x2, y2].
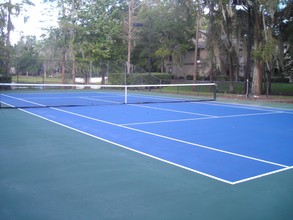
[2, 90, 292, 185]
[1, 89, 293, 220]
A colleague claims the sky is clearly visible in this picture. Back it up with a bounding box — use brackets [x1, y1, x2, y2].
[10, 0, 58, 44]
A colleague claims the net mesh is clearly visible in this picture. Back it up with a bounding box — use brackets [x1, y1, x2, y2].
[0, 83, 216, 109]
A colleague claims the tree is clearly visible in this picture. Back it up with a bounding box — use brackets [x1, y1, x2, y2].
[43, 0, 124, 83]
[231, 0, 281, 96]
[8, 0, 290, 94]
[73, 0, 126, 81]
[205, 0, 284, 96]
[205, 0, 218, 82]
[135, 0, 196, 74]
[275, 1, 293, 82]
[0, 0, 28, 76]
[39, 27, 63, 78]
[13, 36, 41, 76]
[126, 0, 140, 74]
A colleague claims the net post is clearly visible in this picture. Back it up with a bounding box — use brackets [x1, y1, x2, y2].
[246, 79, 249, 99]
[213, 83, 217, 100]
[124, 86, 128, 104]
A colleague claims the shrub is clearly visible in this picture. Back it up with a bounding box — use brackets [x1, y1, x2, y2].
[0, 75, 12, 90]
[108, 72, 171, 85]
[0, 75, 12, 83]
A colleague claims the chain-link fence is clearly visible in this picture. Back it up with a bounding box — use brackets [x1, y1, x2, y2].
[9, 59, 172, 85]
[10, 59, 124, 84]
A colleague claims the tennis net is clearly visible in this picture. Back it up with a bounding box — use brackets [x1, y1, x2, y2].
[0, 83, 217, 109]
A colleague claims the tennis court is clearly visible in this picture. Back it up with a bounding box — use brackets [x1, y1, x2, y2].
[1, 83, 293, 219]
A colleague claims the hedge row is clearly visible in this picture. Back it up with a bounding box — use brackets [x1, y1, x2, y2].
[108, 72, 171, 85]
[0, 75, 12, 90]
[0, 75, 12, 83]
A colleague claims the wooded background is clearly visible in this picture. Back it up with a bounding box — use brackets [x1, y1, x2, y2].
[1, 0, 292, 96]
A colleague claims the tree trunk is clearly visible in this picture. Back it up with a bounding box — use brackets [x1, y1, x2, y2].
[61, 50, 66, 84]
[244, 6, 252, 96]
[127, 1, 132, 74]
[228, 51, 234, 92]
[194, 11, 199, 82]
[72, 59, 76, 84]
[5, 0, 12, 75]
[251, 61, 263, 96]
[61, 0, 66, 84]
[70, 0, 76, 84]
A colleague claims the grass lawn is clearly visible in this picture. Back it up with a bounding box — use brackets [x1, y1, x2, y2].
[12, 75, 68, 84]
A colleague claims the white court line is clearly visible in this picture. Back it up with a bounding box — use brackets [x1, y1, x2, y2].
[16, 107, 234, 185]
[196, 100, 293, 113]
[2, 93, 122, 105]
[48, 107, 289, 169]
[129, 103, 216, 117]
[2, 94, 46, 107]
[122, 110, 283, 126]
[10, 106, 293, 185]
[231, 166, 293, 185]
[200, 110, 284, 121]
[80, 96, 121, 104]
[24, 94, 123, 100]
[122, 117, 215, 126]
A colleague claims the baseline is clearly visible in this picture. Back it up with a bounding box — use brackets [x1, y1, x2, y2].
[18, 106, 288, 184]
